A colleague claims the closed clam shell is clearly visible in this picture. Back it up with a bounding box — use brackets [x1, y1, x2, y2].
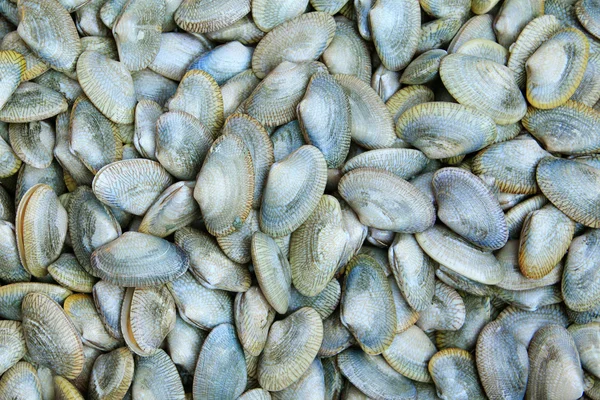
[132, 69, 178, 106]
[429, 348, 486, 399]
[221, 70, 261, 118]
[369, 0, 421, 71]
[222, 113, 274, 208]
[396, 102, 497, 159]
[217, 209, 259, 264]
[193, 323, 247, 399]
[341, 254, 396, 354]
[383, 325, 436, 382]
[494, 284, 563, 311]
[53, 112, 94, 187]
[389, 233, 435, 312]
[433, 167, 508, 250]
[319, 309, 355, 357]
[14, 161, 66, 207]
[166, 315, 206, 382]
[271, 358, 325, 400]
[260, 145, 327, 237]
[421, 0, 470, 18]
[175, 0, 250, 33]
[68, 186, 121, 275]
[577, 0, 600, 39]
[68, 345, 101, 394]
[563, 229, 600, 312]
[80, 36, 119, 60]
[568, 323, 600, 378]
[0, 282, 71, 320]
[131, 349, 184, 399]
[92, 159, 173, 215]
[495, 304, 569, 346]
[205, 16, 265, 45]
[89, 347, 134, 400]
[112, 0, 164, 72]
[371, 63, 401, 103]
[0, 50, 24, 110]
[456, 39, 508, 65]
[0, 221, 30, 283]
[99, 0, 127, 29]
[537, 156, 600, 227]
[417, 281, 466, 332]
[416, 224, 505, 284]
[235, 287, 275, 356]
[22, 293, 84, 379]
[138, 181, 201, 238]
[133, 99, 161, 160]
[252, 0, 308, 32]
[448, 14, 496, 53]
[436, 265, 494, 297]
[121, 286, 176, 356]
[0, 136, 20, 178]
[64, 293, 120, 351]
[322, 17, 371, 83]
[436, 295, 494, 351]
[239, 388, 272, 400]
[90, 231, 188, 287]
[519, 205, 575, 279]
[0, 362, 42, 399]
[75, 0, 111, 38]
[93, 280, 125, 340]
[70, 96, 123, 174]
[526, 28, 590, 109]
[17, 0, 81, 73]
[290, 195, 346, 296]
[288, 278, 341, 320]
[149, 32, 211, 81]
[337, 347, 417, 400]
[527, 325, 584, 400]
[400, 49, 446, 85]
[440, 53, 527, 125]
[258, 307, 323, 391]
[48, 254, 97, 293]
[0, 320, 26, 376]
[188, 41, 253, 85]
[76, 51, 136, 124]
[298, 72, 351, 169]
[386, 86, 435, 126]
[252, 12, 335, 79]
[251, 232, 292, 314]
[572, 53, 600, 107]
[472, 137, 551, 194]
[166, 271, 234, 330]
[15, 183, 67, 277]
[54, 375, 85, 400]
[344, 149, 428, 181]
[271, 121, 306, 162]
[494, 0, 544, 48]
[522, 100, 600, 155]
[355, 0, 374, 40]
[0, 82, 67, 123]
[155, 111, 213, 180]
[0, 32, 49, 81]
[339, 168, 435, 233]
[335, 74, 395, 149]
[505, 194, 548, 238]
[417, 17, 462, 55]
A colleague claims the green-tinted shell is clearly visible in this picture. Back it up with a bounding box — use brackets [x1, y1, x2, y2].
[386, 86, 435, 125]
[252, 0, 308, 32]
[235, 287, 275, 356]
[131, 349, 184, 399]
[447, 14, 496, 53]
[217, 209, 259, 264]
[133, 99, 161, 160]
[288, 279, 341, 320]
[416, 281, 466, 332]
[321, 17, 371, 83]
[271, 358, 325, 400]
[572, 53, 600, 107]
[80, 36, 119, 60]
[568, 323, 600, 379]
[563, 229, 600, 312]
[174, 0, 251, 33]
[0, 282, 71, 320]
[48, 254, 96, 293]
[436, 295, 494, 351]
[0, 31, 49, 81]
[456, 39, 508, 64]
[343, 149, 429, 180]
[166, 316, 206, 380]
[383, 326, 437, 383]
[429, 348, 486, 399]
[92, 280, 125, 340]
[318, 309, 355, 357]
[400, 49, 446, 85]
[187, 41, 253, 85]
[0, 362, 43, 399]
[131, 69, 178, 106]
[0, 50, 24, 110]
[416, 17, 462, 55]
[0, 320, 26, 376]
[204, 16, 266, 45]
[149, 32, 211, 81]
[221, 70, 261, 118]
[0, 82, 67, 123]
[0, 221, 30, 283]
[54, 375, 85, 400]
[64, 293, 120, 351]
[89, 347, 134, 400]
[54, 112, 94, 187]
[14, 160, 66, 207]
[494, 0, 544, 48]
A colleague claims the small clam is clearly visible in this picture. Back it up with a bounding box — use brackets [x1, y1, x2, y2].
[14, 161, 66, 207]
[92, 280, 125, 340]
[75, 0, 111, 38]
[428, 348, 486, 399]
[572, 53, 600, 106]
[456, 39, 508, 65]
[131, 349, 184, 399]
[417, 281, 466, 332]
[235, 287, 275, 356]
[271, 121, 306, 163]
[80, 36, 119, 60]
[386, 85, 435, 126]
[54, 375, 84, 400]
[0, 82, 67, 123]
[371, 64, 401, 102]
[417, 17, 463, 55]
[436, 265, 494, 297]
[48, 254, 97, 293]
[343, 149, 429, 181]
[436, 295, 494, 351]
[383, 325, 437, 382]
[0, 320, 26, 376]
[166, 316, 206, 382]
[271, 358, 325, 400]
[318, 309, 355, 357]
[400, 49, 446, 85]
[0, 362, 42, 399]
[133, 99, 161, 160]
[188, 41, 254, 85]
[0, 50, 24, 110]
[0, 221, 30, 283]
[131, 69, 178, 106]
[421, 0, 470, 18]
[563, 229, 600, 312]
[505, 195, 548, 239]
[252, 0, 308, 32]
[494, 284, 563, 311]
[0, 32, 49, 81]
[288, 278, 341, 320]
[174, 0, 251, 34]
[89, 347, 134, 400]
[204, 16, 266, 45]
[217, 209, 259, 264]
[0, 282, 71, 320]
[0, 136, 20, 178]
[149, 32, 211, 81]
[494, 0, 544, 48]
[568, 323, 600, 379]
[53, 112, 94, 187]
[447, 14, 496, 53]
[221, 70, 261, 118]
[388, 276, 421, 333]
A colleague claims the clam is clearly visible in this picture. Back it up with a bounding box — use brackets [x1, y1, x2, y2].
[576, 0, 600, 39]
[494, 0, 544, 48]
[193, 324, 247, 399]
[288, 279, 341, 320]
[322, 357, 344, 400]
[252, 0, 308, 32]
[54, 376, 84, 400]
[386, 85, 434, 125]
[15, 161, 66, 206]
[343, 149, 428, 181]
[0, 282, 71, 320]
[205, 16, 266, 45]
[53, 112, 94, 187]
[318, 309, 355, 357]
[400, 49, 446, 85]
[0, 50, 24, 110]
[133, 99, 161, 160]
[0, 320, 26, 376]
[0, 32, 49, 81]
[417, 281, 466, 332]
[166, 316, 206, 382]
[174, 0, 251, 33]
[92, 280, 125, 340]
[75, 0, 111, 38]
[217, 209, 259, 264]
[131, 349, 184, 399]
[221, 70, 261, 118]
[421, 0, 470, 18]
[80, 36, 119, 60]
[371, 64, 401, 103]
[436, 295, 494, 351]
[563, 229, 600, 312]
[456, 39, 508, 65]
[48, 254, 96, 293]
[235, 287, 275, 356]
[568, 323, 600, 379]
[271, 121, 306, 163]
[428, 348, 486, 399]
[505, 195, 549, 239]
[383, 325, 436, 382]
[131, 69, 178, 106]
[271, 358, 325, 400]
[88, 347, 134, 400]
[0, 136, 20, 178]
[64, 293, 120, 351]
[447, 14, 496, 52]
[149, 32, 211, 81]
[355, 0, 374, 40]
[0, 82, 67, 123]
[69, 345, 102, 394]
[188, 41, 253, 85]
[0, 362, 42, 399]
[572, 53, 600, 107]
[494, 284, 563, 311]
[0, 220, 30, 283]
[435, 265, 494, 297]
[388, 276, 421, 333]
[417, 17, 463, 55]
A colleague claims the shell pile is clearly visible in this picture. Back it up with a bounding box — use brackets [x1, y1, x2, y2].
[2, 0, 600, 398]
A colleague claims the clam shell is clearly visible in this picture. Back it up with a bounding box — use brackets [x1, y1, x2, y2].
[251, 12, 335, 79]
[92, 159, 173, 215]
[0, 31, 49, 81]
[383, 325, 436, 382]
[415, 224, 505, 284]
[416, 17, 462, 55]
[166, 315, 206, 380]
[388, 276, 421, 333]
[235, 287, 275, 356]
[526, 28, 589, 109]
[341, 254, 396, 354]
[494, 284, 563, 311]
[15, 160, 66, 206]
[221, 70, 260, 118]
[0, 82, 67, 123]
[187, 41, 254, 85]
[339, 168, 435, 233]
[75, 0, 110, 38]
[323, 357, 344, 400]
[355, 0, 374, 40]
[337, 347, 417, 400]
[76, 51, 136, 124]
[505, 194, 548, 239]
[433, 167, 508, 250]
[113, 0, 165, 72]
[69, 345, 102, 394]
[0, 320, 26, 376]
[494, 0, 544, 48]
[252, 0, 308, 32]
[572, 53, 600, 107]
[371, 64, 401, 103]
[436, 295, 494, 351]
[205, 16, 266, 45]
[417, 281, 466, 332]
[456, 39, 508, 64]
[149, 32, 211, 81]
[64, 293, 120, 351]
[53, 112, 94, 186]
[80, 36, 119, 60]
[318, 309, 355, 357]
[92, 280, 125, 340]
[89, 347, 134, 400]
[217, 209, 259, 264]
[193, 323, 247, 399]
[386, 85, 435, 125]
[22, 293, 84, 379]
[321, 17, 371, 83]
[396, 102, 497, 159]
[166, 271, 234, 330]
[258, 307, 323, 391]
[421, 0, 470, 18]
[0, 362, 42, 399]
[17, 0, 81, 73]
[131, 69, 178, 106]
[251, 231, 292, 314]
[133, 99, 161, 160]
[131, 349, 184, 399]
[54, 375, 84, 400]
[536, 156, 600, 227]
[400, 49, 446, 85]
[577, 0, 600, 39]
[288, 278, 341, 320]
[48, 254, 96, 293]
[0, 136, 20, 178]
[91, 231, 188, 287]
[563, 229, 600, 312]
[121, 286, 176, 356]
[436, 265, 494, 297]
[0, 50, 24, 109]
[447, 14, 496, 53]
[271, 120, 306, 162]
[290, 195, 346, 296]
[99, 0, 128, 29]
[0, 282, 71, 320]
[174, 0, 251, 33]
[568, 323, 600, 379]
[369, 0, 421, 71]
[0, 221, 29, 283]
[428, 348, 486, 399]
[439, 53, 527, 125]
[271, 358, 325, 400]
[335, 73, 396, 149]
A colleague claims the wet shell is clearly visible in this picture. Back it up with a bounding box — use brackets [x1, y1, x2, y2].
[288, 279, 341, 320]
[369, 0, 421, 71]
[174, 0, 251, 33]
[341, 254, 396, 354]
[0, 32, 49, 82]
[339, 168, 435, 233]
[93, 280, 125, 340]
[133, 99, 161, 160]
[439, 53, 527, 125]
[113, 0, 165, 72]
[188, 41, 254, 85]
[0, 221, 29, 283]
[193, 323, 247, 399]
[536, 156, 600, 227]
[447, 14, 496, 53]
[54, 375, 84, 400]
[17, 0, 81, 73]
[221, 70, 261, 118]
[415, 224, 505, 284]
[400, 49, 446, 85]
[563, 229, 600, 312]
[90, 231, 188, 287]
[0, 82, 67, 123]
[205, 16, 266, 45]
[121, 286, 176, 356]
[271, 358, 325, 400]
[396, 102, 497, 159]
[417, 281, 466, 332]
[89, 347, 134, 400]
[526, 28, 590, 109]
[131, 349, 184, 399]
[64, 293, 120, 351]
[22, 293, 84, 379]
[335, 74, 396, 149]
[568, 323, 600, 379]
[76, 51, 137, 124]
[258, 307, 323, 391]
[0, 50, 24, 110]
[290, 195, 346, 296]
[0, 362, 42, 399]
[0, 321, 26, 376]
[131, 69, 178, 106]
[456, 39, 508, 65]
[92, 159, 173, 216]
[252, 0, 308, 32]
[436, 265, 494, 297]
[149, 32, 211, 81]
[235, 287, 275, 356]
[383, 326, 436, 382]
[494, 0, 544, 48]
[48, 254, 96, 293]
[428, 348, 486, 399]
[319, 309, 355, 357]
[252, 12, 335, 78]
